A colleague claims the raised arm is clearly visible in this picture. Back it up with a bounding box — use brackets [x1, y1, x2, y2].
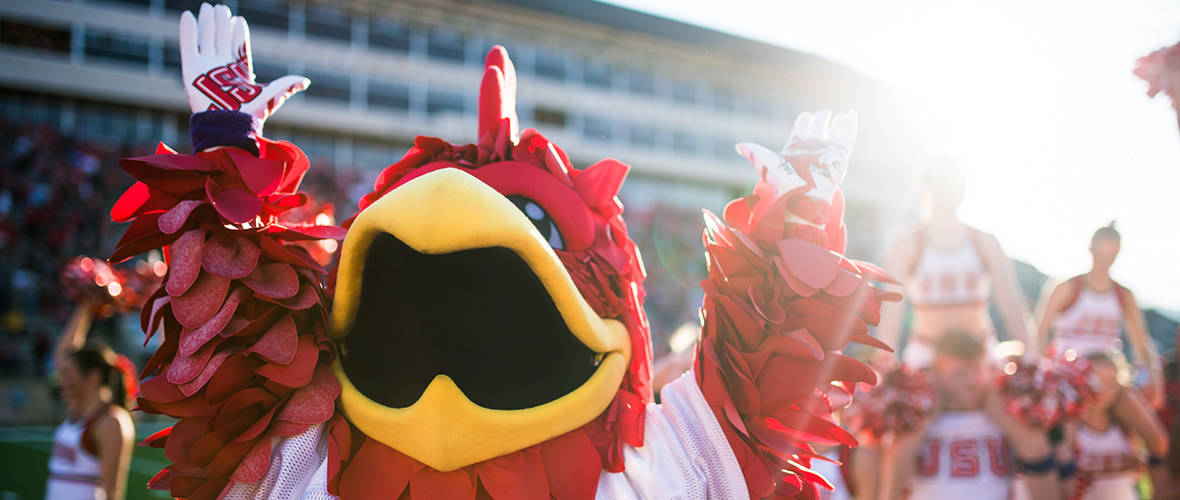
[1034, 278, 1073, 359]
[696, 110, 898, 499]
[178, 3, 306, 151]
[978, 232, 1038, 357]
[1121, 289, 1164, 407]
[984, 388, 1057, 499]
[113, 6, 343, 499]
[54, 300, 92, 369]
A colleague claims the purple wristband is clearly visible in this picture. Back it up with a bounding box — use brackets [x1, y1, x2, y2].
[190, 110, 261, 155]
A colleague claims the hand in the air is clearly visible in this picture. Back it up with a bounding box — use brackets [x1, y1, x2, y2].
[180, 3, 309, 124]
[735, 110, 857, 202]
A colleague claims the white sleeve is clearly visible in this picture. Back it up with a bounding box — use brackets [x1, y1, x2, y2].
[222, 371, 747, 500]
[223, 422, 337, 500]
[595, 368, 749, 500]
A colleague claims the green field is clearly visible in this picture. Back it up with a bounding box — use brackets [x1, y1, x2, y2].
[0, 424, 174, 500]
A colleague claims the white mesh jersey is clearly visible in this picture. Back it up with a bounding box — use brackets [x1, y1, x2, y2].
[908, 410, 1013, 500]
[225, 369, 749, 500]
[1075, 424, 1138, 500]
[45, 415, 104, 500]
[909, 242, 991, 308]
[1053, 285, 1123, 357]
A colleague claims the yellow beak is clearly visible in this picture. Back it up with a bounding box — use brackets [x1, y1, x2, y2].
[330, 168, 631, 472]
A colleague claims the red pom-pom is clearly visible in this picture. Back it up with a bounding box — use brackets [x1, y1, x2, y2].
[995, 357, 1097, 429]
[844, 366, 936, 442]
[1134, 41, 1180, 99]
[60, 256, 161, 319]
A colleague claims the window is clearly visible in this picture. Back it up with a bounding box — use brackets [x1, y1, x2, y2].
[288, 131, 336, 163]
[252, 60, 288, 84]
[84, 31, 150, 66]
[426, 29, 465, 63]
[426, 89, 465, 116]
[533, 107, 566, 128]
[303, 69, 350, 102]
[672, 80, 697, 105]
[0, 92, 63, 129]
[367, 80, 410, 111]
[714, 138, 738, 159]
[673, 131, 697, 154]
[583, 60, 612, 89]
[369, 20, 410, 53]
[305, 6, 351, 42]
[628, 122, 656, 148]
[75, 102, 140, 144]
[629, 71, 655, 97]
[164, 42, 182, 73]
[0, 19, 71, 55]
[712, 88, 735, 114]
[533, 51, 566, 81]
[582, 115, 612, 142]
[353, 140, 405, 171]
[163, 0, 204, 13]
[752, 96, 780, 118]
[237, 0, 289, 32]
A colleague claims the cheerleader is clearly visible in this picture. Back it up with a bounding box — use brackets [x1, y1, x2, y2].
[47, 301, 135, 500]
[1070, 353, 1143, 500]
[879, 331, 1057, 500]
[1037, 223, 1169, 496]
[877, 155, 1037, 369]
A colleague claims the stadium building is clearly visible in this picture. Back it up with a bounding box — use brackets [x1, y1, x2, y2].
[0, 0, 934, 426]
[0, 0, 931, 223]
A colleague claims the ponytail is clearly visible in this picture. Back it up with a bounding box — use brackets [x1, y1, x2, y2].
[111, 354, 137, 410]
[70, 344, 136, 410]
[1091, 220, 1120, 245]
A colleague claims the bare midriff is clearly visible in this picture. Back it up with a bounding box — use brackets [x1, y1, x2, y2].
[910, 302, 993, 342]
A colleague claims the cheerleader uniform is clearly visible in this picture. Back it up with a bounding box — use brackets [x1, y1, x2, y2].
[1075, 423, 1139, 500]
[45, 406, 109, 500]
[1051, 278, 1125, 359]
[909, 410, 1013, 500]
[904, 229, 993, 368]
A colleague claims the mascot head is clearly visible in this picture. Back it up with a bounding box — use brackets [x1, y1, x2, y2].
[326, 46, 652, 499]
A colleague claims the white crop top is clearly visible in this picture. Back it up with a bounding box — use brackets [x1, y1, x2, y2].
[908, 237, 991, 308]
[1075, 424, 1138, 500]
[1053, 282, 1123, 357]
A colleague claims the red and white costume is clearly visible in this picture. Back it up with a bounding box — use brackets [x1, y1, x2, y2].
[228, 372, 749, 500]
[1052, 281, 1125, 358]
[119, 6, 896, 500]
[909, 410, 1013, 500]
[45, 408, 107, 500]
[903, 231, 992, 368]
[1075, 423, 1139, 500]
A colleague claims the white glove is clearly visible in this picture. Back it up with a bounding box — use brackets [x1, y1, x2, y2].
[180, 3, 308, 124]
[736, 110, 857, 202]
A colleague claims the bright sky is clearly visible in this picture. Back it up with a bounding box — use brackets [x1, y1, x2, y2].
[604, 0, 1180, 311]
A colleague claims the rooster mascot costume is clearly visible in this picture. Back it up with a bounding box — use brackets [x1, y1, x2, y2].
[113, 5, 898, 500]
